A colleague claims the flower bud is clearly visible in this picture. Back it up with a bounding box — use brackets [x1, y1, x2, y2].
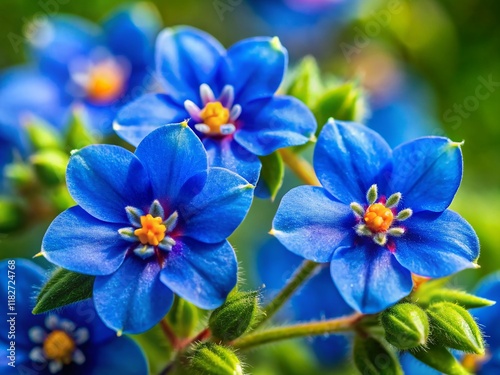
[190, 343, 243, 375]
[410, 345, 469, 375]
[0, 197, 25, 233]
[24, 116, 63, 151]
[353, 336, 403, 375]
[166, 295, 199, 338]
[285, 55, 323, 108]
[209, 290, 260, 341]
[30, 149, 69, 187]
[427, 302, 484, 354]
[381, 303, 429, 349]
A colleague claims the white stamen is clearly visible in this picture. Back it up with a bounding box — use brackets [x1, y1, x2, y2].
[220, 124, 236, 135]
[60, 319, 75, 333]
[45, 315, 59, 330]
[163, 211, 179, 232]
[49, 360, 63, 374]
[29, 326, 46, 344]
[219, 85, 235, 108]
[73, 349, 86, 365]
[200, 83, 215, 105]
[133, 245, 155, 259]
[29, 347, 46, 363]
[74, 327, 89, 345]
[194, 123, 211, 134]
[184, 100, 202, 122]
[230, 104, 242, 121]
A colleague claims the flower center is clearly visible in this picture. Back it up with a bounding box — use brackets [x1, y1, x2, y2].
[134, 214, 167, 246]
[200, 102, 231, 133]
[364, 203, 394, 232]
[462, 353, 488, 373]
[43, 330, 75, 364]
[86, 60, 126, 104]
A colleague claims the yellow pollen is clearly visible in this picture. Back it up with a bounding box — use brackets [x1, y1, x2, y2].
[364, 203, 394, 232]
[462, 353, 488, 373]
[86, 62, 125, 103]
[43, 330, 75, 364]
[134, 214, 166, 246]
[200, 101, 231, 134]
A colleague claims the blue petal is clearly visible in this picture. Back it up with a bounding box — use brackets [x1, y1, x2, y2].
[473, 272, 500, 350]
[393, 210, 479, 278]
[223, 37, 287, 104]
[181, 167, 253, 243]
[330, 243, 413, 313]
[67, 144, 153, 223]
[388, 137, 463, 213]
[160, 238, 237, 309]
[203, 137, 262, 185]
[113, 93, 186, 147]
[135, 124, 208, 208]
[314, 120, 392, 204]
[155, 26, 224, 105]
[234, 96, 317, 155]
[42, 206, 127, 276]
[103, 3, 161, 68]
[480, 351, 500, 375]
[94, 256, 173, 333]
[273, 186, 355, 263]
[400, 353, 441, 375]
[84, 336, 148, 375]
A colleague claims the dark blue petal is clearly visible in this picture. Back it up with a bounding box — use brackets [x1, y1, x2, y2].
[393, 210, 479, 278]
[181, 167, 253, 243]
[113, 93, 186, 147]
[103, 3, 161, 68]
[273, 186, 355, 263]
[94, 256, 173, 333]
[155, 26, 224, 105]
[473, 272, 500, 351]
[42, 206, 127, 276]
[388, 137, 463, 213]
[67, 144, 153, 223]
[314, 120, 392, 204]
[160, 238, 237, 309]
[234, 96, 317, 155]
[223, 37, 287, 104]
[330, 244, 413, 313]
[479, 351, 500, 375]
[135, 124, 208, 208]
[203, 137, 262, 185]
[84, 336, 148, 375]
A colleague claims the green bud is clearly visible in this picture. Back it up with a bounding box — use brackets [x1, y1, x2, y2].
[31, 149, 69, 187]
[353, 336, 403, 375]
[381, 303, 429, 349]
[209, 290, 260, 341]
[166, 295, 199, 338]
[420, 289, 494, 310]
[285, 55, 323, 108]
[48, 184, 75, 212]
[24, 116, 63, 151]
[4, 163, 35, 190]
[190, 343, 243, 375]
[65, 106, 97, 151]
[427, 302, 484, 354]
[0, 197, 25, 233]
[410, 345, 469, 375]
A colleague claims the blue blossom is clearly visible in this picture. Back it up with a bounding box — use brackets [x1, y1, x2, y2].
[114, 26, 317, 187]
[41, 123, 254, 333]
[272, 119, 479, 313]
[0, 259, 148, 374]
[256, 238, 353, 367]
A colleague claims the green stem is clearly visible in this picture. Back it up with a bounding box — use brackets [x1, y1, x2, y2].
[233, 313, 363, 350]
[257, 260, 321, 328]
[278, 148, 321, 186]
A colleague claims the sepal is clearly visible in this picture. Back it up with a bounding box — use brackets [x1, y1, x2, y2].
[381, 303, 429, 350]
[190, 343, 243, 375]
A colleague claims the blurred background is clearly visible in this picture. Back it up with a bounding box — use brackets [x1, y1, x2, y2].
[0, 0, 499, 374]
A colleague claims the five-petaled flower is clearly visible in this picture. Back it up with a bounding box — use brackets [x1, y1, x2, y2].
[113, 26, 317, 191]
[272, 119, 480, 313]
[41, 123, 254, 333]
[0, 259, 148, 374]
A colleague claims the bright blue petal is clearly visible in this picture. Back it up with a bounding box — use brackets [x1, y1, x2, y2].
[330, 244, 413, 313]
[155, 26, 224, 105]
[480, 351, 500, 375]
[314, 120, 392, 204]
[135, 124, 208, 208]
[393, 210, 479, 278]
[67, 144, 153, 223]
[94, 256, 173, 333]
[273, 186, 355, 263]
[471, 272, 500, 350]
[400, 353, 441, 375]
[113, 93, 186, 147]
[181, 167, 253, 243]
[85, 336, 148, 375]
[223, 37, 287, 104]
[388, 137, 462, 213]
[203, 137, 262, 185]
[42, 206, 127, 276]
[103, 3, 161, 68]
[235, 96, 317, 155]
[160, 238, 237, 309]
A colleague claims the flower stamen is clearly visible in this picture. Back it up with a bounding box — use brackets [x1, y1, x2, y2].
[43, 330, 75, 364]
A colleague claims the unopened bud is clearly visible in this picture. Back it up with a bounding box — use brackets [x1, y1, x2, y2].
[381, 303, 429, 349]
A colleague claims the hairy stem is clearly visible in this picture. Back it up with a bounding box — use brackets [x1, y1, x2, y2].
[279, 148, 321, 186]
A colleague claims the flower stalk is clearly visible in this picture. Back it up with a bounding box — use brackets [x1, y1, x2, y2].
[278, 148, 321, 186]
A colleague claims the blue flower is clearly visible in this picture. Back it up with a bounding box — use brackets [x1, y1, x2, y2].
[41, 123, 254, 333]
[256, 238, 353, 367]
[114, 26, 317, 187]
[0, 259, 148, 374]
[272, 120, 479, 313]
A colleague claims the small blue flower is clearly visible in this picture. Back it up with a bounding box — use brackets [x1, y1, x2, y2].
[272, 120, 479, 313]
[0, 259, 148, 374]
[41, 123, 254, 333]
[114, 26, 317, 187]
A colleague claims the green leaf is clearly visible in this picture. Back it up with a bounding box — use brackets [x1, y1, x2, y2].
[30, 149, 69, 187]
[410, 345, 469, 375]
[381, 303, 429, 349]
[0, 197, 25, 233]
[33, 268, 95, 314]
[427, 301, 484, 354]
[285, 55, 323, 108]
[166, 295, 199, 338]
[65, 106, 97, 151]
[257, 151, 284, 201]
[25, 115, 64, 151]
[419, 289, 495, 309]
[353, 336, 403, 375]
